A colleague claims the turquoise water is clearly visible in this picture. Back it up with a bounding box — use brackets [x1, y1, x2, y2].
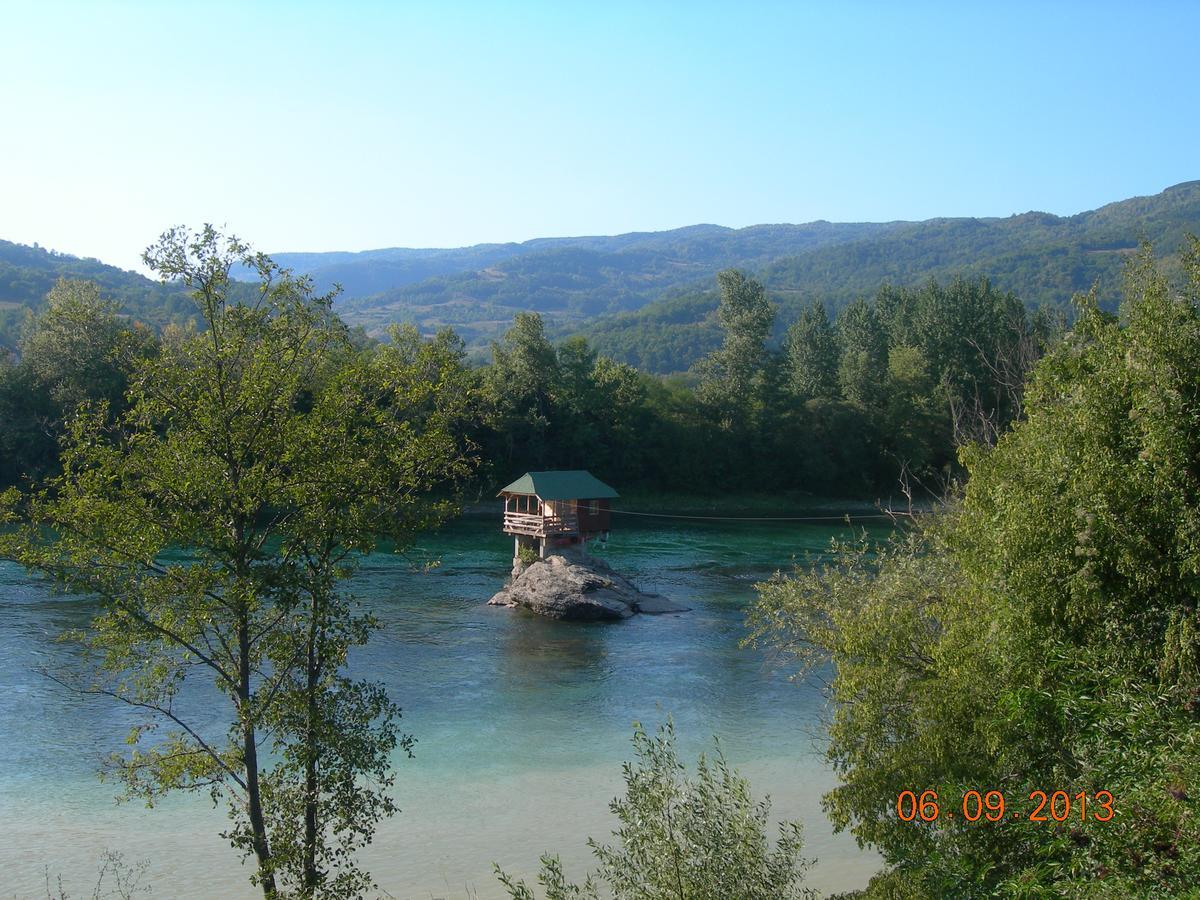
[0, 512, 885, 897]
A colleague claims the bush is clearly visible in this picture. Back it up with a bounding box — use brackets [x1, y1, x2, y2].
[748, 240, 1200, 895]
[495, 720, 815, 900]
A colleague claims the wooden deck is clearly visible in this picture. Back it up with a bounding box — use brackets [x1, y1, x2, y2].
[502, 510, 579, 537]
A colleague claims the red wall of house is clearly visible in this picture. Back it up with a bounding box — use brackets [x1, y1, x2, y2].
[574, 498, 611, 533]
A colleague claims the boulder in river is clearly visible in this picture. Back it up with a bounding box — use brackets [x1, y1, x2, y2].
[488, 553, 688, 621]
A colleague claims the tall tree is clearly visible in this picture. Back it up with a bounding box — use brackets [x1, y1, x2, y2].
[0, 278, 155, 488]
[586, 355, 654, 481]
[784, 299, 839, 401]
[553, 336, 601, 468]
[1, 226, 473, 897]
[21, 278, 145, 415]
[835, 297, 887, 408]
[0, 351, 58, 486]
[692, 269, 776, 432]
[484, 312, 561, 472]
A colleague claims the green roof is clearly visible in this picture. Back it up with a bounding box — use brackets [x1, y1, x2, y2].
[498, 470, 619, 500]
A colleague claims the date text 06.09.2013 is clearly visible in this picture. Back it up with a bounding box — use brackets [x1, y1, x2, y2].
[896, 789, 1115, 824]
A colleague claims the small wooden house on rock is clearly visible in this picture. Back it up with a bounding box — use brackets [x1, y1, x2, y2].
[499, 470, 618, 563]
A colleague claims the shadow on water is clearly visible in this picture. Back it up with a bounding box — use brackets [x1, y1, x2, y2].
[497, 614, 616, 684]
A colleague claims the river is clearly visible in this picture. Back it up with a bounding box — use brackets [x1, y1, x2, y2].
[0, 510, 885, 898]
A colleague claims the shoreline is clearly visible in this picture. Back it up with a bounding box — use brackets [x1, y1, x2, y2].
[462, 489, 928, 518]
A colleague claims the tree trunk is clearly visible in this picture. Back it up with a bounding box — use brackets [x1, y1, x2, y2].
[240, 621, 277, 898]
[303, 594, 321, 893]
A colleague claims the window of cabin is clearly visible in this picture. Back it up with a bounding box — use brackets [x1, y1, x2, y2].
[588, 500, 599, 515]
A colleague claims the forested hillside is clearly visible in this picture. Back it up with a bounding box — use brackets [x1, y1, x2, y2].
[582, 180, 1200, 371]
[266, 221, 893, 299]
[331, 221, 893, 341]
[0, 240, 194, 350]
[4, 182, 1198, 364]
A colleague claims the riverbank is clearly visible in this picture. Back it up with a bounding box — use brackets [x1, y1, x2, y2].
[464, 489, 927, 518]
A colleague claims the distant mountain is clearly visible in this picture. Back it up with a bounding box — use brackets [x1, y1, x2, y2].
[579, 181, 1200, 372]
[0, 241, 193, 350]
[258, 244, 531, 297]
[295, 182, 1200, 368]
[272, 222, 895, 347]
[4, 181, 1198, 370]
[263, 222, 896, 300]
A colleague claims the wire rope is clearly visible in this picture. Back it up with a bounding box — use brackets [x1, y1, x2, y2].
[605, 508, 912, 523]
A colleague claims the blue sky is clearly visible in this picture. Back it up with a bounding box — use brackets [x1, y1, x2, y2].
[2, 1, 1197, 270]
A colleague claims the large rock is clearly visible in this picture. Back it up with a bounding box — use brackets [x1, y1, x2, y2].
[488, 553, 688, 621]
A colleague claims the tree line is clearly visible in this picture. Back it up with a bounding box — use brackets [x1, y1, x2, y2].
[2, 264, 1061, 501]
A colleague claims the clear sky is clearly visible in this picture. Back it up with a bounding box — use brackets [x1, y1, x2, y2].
[2, 1, 1197, 271]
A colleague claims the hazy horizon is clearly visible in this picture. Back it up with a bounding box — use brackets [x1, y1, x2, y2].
[15, 177, 1198, 271]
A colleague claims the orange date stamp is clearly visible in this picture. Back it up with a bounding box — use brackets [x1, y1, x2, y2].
[896, 789, 1115, 823]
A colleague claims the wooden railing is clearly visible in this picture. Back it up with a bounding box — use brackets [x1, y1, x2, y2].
[503, 510, 579, 537]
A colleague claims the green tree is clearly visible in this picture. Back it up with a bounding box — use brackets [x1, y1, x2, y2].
[585, 355, 653, 480]
[1, 226, 473, 898]
[792, 398, 885, 494]
[636, 375, 711, 491]
[496, 721, 814, 900]
[0, 352, 58, 486]
[692, 269, 776, 432]
[748, 240, 1200, 895]
[897, 278, 1044, 447]
[880, 343, 946, 481]
[0, 278, 155, 488]
[784, 299, 839, 401]
[553, 336, 601, 468]
[835, 297, 887, 408]
[21, 278, 147, 415]
[485, 312, 561, 472]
